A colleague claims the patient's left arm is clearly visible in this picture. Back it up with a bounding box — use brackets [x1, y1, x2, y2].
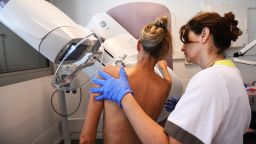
[80, 83, 104, 144]
[157, 60, 172, 86]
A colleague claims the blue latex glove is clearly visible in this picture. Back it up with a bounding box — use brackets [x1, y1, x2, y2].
[90, 67, 133, 107]
[165, 96, 180, 112]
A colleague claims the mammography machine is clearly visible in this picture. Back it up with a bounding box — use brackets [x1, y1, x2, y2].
[0, 0, 182, 99]
[0, 0, 183, 143]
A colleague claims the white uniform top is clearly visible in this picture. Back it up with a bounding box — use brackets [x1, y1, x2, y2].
[164, 59, 251, 144]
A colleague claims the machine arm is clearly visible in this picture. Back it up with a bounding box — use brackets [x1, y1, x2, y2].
[233, 39, 256, 65]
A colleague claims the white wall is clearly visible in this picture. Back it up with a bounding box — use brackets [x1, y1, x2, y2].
[0, 76, 61, 144]
[52, 0, 168, 26]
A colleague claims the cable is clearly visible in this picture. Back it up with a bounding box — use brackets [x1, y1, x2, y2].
[51, 88, 83, 117]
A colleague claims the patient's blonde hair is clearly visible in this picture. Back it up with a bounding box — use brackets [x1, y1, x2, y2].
[140, 16, 172, 60]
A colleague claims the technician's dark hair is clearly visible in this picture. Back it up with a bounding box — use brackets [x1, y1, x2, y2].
[180, 11, 242, 53]
[140, 16, 172, 60]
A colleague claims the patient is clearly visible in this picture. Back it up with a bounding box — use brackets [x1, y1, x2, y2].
[80, 16, 172, 144]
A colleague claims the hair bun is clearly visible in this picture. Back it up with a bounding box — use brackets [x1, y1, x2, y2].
[154, 16, 168, 30]
[140, 15, 171, 60]
[223, 12, 242, 41]
[224, 12, 238, 26]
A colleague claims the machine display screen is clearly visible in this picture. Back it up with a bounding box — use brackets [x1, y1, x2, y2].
[59, 44, 88, 62]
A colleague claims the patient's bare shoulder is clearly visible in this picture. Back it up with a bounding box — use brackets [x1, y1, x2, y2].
[101, 65, 120, 79]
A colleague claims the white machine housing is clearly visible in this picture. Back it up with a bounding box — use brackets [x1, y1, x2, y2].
[0, 0, 93, 64]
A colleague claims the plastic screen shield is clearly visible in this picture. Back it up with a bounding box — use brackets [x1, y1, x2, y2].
[52, 33, 105, 91]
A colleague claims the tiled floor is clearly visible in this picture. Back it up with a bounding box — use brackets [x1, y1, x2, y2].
[60, 136, 256, 144]
[60, 139, 103, 144]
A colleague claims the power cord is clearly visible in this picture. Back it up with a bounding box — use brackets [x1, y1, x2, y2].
[51, 88, 82, 117]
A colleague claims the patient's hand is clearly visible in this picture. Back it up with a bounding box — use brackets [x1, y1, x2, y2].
[157, 60, 171, 83]
[157, 60, 168, 70]
[80, 135, 95, 144]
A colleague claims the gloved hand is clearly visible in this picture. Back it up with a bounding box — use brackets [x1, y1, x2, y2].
[165, 96, 180, 112]
[90, 67, 133, 107]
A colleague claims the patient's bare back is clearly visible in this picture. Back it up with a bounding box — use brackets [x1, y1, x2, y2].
[102, 65, 170, 144]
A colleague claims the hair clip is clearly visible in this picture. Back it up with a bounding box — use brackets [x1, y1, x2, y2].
[154, 22, 167, 30]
